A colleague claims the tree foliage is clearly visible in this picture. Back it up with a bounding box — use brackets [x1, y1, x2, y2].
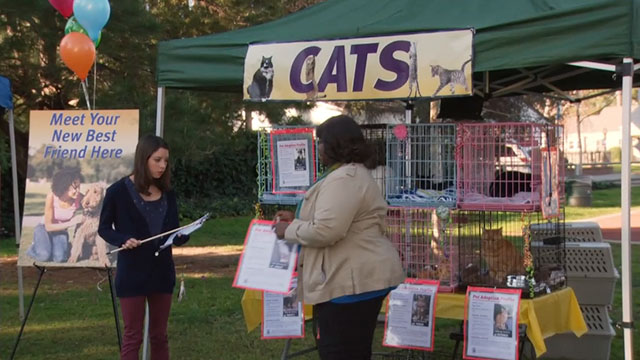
[0, 0, 325, 233]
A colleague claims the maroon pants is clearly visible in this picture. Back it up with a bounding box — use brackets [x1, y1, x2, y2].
[119, 293, 173, 360]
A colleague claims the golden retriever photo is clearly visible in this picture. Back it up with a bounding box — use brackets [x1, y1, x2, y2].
[68, 183, 113, 266]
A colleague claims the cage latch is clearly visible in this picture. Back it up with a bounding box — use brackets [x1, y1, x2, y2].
[616, 321, 635, 329]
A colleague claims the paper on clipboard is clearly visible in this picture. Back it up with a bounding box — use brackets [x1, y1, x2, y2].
[262, 275, 305, 339]
[155, 213, 210, 256]
[233, 219, 299, 294]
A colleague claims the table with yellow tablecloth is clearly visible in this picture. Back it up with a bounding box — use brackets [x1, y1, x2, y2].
[241, 287, 587, 357]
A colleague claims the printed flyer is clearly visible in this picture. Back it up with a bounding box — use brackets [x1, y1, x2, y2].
[464, 287, 522, 360]
[383, 279, 439, 351]
[262, 276, 304, 339]
[233, 220, 299, 293]
[270, 128, 316, 194]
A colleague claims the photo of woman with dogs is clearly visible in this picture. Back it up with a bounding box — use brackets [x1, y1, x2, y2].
[98, 134, 190, 360]
[26, 167, 85, 263]
[24, 167, 115, 266]
[272, 115, 405, 360]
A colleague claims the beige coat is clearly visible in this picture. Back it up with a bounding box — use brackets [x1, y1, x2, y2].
[285, 163, 405, 304]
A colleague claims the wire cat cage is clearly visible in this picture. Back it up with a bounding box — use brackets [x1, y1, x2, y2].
[455, 210, 529, 291]
[386, 124, 457, 208]
[456, 122, 564, 212]
[361, 124, 390, 198]
[455, 210, 565, 297]
[386, 207, 458, 292]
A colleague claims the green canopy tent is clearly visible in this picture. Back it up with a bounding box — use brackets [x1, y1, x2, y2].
[156, 1, 638, 357]
[157, 0, 639, 93]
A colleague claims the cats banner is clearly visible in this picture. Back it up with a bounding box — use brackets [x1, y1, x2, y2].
[18, 110, 139, 268]
[243, 29, 473, 101]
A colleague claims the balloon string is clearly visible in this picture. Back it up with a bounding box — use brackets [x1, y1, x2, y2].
[81, 80, 92, 111]
[93, 55, 97, 109]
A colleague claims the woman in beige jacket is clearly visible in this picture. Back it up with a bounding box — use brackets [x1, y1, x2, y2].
[274, 115, 404, 360]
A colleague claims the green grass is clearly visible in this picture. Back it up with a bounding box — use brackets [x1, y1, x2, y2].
[185, 215, 253, 247]
[565, 186, 640, 221]
[2, 243, 637, 359]
[1, 187, 639, 359]
[22, 182, 49, 217]
[1, 237, 18, 257]
[607, 163, 640, 173]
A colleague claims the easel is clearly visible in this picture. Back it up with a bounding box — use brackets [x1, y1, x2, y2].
[10, 264, 122, 360]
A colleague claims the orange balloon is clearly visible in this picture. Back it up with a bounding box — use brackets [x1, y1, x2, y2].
[59, 32, 96, 81]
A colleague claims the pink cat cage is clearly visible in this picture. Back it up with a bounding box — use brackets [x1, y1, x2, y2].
[456, 122, 564, 212]
[386, 207, 458, 292]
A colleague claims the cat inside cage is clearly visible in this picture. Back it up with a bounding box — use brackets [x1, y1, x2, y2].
[456, 210, 566, 297]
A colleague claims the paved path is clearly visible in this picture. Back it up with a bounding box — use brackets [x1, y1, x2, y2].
[570, 173, 640, 242]
[578, 209, 640, 242]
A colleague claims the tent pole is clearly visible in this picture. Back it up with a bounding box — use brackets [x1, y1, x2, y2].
[620, 57, 634, 360]
[8, 109, 24, 320]
[155, 86, 165, 137]
[404, 101, 413, 190]
[142, 85, 166, 360]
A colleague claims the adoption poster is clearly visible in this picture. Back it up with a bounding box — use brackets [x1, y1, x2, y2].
[233, 220, 299, 293]
[276, 139, 310, 188]
[464, 287, 521, 360]
[262, 276, 304, 339]
[243, 29, 473, 101]
[383, 279, 439, 351]
[270, 128, 316, 194]
[17, 110, 139, 268]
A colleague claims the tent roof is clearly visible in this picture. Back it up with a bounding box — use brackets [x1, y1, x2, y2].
[156, 0, 640, 95]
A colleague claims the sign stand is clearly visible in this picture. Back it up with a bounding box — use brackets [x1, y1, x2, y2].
[10, 264, 46, 360]
[10, 265, 122, 360]
[107, 267, 123, 350]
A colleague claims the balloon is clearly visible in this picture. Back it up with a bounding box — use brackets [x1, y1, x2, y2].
[59, 32, 96, 81]
[48, 0, 74, 18]
[65, 16, 102, 48]
[73, 0, 111, 42]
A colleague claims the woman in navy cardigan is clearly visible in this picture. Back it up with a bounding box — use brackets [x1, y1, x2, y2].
[99, 135, 188, 360]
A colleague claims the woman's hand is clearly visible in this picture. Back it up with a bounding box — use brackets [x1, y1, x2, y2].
[174, 234, 190, 246]
[274, 210, 295, 223]
[273, 221, 290, 239]
[121, 238, 141, 250]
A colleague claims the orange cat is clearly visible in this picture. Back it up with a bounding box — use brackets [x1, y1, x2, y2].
[481, 228, 524, 285]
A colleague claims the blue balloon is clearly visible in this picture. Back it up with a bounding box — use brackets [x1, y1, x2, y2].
[73, 0, 111, 42]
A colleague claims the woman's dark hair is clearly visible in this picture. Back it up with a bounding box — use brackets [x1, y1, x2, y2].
[51, 168, 84, 197]
[132, 134, 171, 195]
[494, 304, 507, 319]
[316, 115, 374, 169]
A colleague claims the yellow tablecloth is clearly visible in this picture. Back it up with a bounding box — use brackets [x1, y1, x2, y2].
[241, 287, 587, 357]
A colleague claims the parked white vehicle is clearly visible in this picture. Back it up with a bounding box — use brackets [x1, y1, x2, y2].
[496, 143, 532, 173]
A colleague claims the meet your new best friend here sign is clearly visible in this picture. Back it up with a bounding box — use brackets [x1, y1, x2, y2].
[18, 110, 139, 268]
[243, 29, 473, 101]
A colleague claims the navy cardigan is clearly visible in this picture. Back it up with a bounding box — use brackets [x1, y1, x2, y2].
[98, 178, 186, 297]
